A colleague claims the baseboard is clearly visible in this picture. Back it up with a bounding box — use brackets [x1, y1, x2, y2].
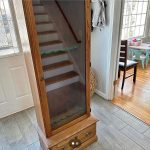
[95, 89, 108, 100]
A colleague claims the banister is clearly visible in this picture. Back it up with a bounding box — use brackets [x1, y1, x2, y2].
[55, 0, 81, 43]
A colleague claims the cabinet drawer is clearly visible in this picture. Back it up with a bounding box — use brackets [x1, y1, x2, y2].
[52, 124, 96, 150]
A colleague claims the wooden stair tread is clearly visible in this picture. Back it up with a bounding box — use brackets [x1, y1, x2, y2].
[39, 40, 62, 47]
[37, 31, 57, 35]
[36, 21, 52, 25]
[41, 51, 67, 58]
[43, 61, 73, 71]
[45, 71, 78, 85]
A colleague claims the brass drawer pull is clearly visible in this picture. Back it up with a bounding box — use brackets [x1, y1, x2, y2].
[85, 131, 92, 137]
[69, 137, 82, 148]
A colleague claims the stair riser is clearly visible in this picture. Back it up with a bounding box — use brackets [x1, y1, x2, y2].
[42, 54, 68, 66]
[33, 6, 45, 13]
[46, 76, 79, 92]
[36, 24, 54, 32]
[35, 15, 49, 22]
[44, 65, 74, 79]
[38, 33, 59, 43]
[40, 43, 63, 53]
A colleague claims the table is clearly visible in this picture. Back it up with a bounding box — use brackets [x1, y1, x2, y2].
[129, 43, 150, 69]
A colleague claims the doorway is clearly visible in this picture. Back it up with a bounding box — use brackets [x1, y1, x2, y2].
[112, 0, 150, 125]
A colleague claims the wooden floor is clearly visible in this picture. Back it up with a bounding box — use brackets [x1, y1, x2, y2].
[0, 94, 150, 150]
[113, 62, 150, 125]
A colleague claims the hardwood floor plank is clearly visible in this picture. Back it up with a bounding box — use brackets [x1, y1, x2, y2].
[113, 97, 150, 125]
[121, 126, 150, 150]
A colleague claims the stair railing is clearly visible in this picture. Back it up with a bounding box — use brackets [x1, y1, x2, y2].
[55, 0, 81, 43]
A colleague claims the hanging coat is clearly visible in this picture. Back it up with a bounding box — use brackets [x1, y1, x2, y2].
[92, 0, 106, 29]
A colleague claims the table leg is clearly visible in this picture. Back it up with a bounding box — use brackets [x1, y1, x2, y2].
[146, 50, 149, 67]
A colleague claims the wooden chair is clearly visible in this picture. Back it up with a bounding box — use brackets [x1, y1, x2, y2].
[118, 40, 138, 90]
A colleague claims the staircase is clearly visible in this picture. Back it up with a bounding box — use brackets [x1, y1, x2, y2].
[32, 2, 80, 92]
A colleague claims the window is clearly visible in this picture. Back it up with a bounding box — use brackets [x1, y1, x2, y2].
[0, 0, 19, 56]
[121, 0, 149, 40]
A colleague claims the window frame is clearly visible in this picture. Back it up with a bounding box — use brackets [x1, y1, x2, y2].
[0, 0, 22, 57]
[121, 0, 150, 40]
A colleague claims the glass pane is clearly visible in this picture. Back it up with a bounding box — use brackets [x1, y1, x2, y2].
[136, 15, 141, 25]
[132, 2, 138, 14]
[137, 2, 143, 14]
[34, 0, 87, 129]
[0, 0, 18, 56]
[141, 14, 146, 25]
[124, 3, 128, 15]
[135, 26, 140, 37]
[129, 26, 135, 37]
[126, 2, 132, 15]
[121, 29, 125, 39]
[123, 16, 129, 28]
[124, 28, 129, 39]
[130, 15, 136, 26]
[142, 2, 148, 13]
[122, 0, 148, 39]
[128, 15, 132, 27]
[139, 25, 144, 36]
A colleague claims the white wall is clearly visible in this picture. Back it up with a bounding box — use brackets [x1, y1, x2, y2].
[91, 0, 122, 100]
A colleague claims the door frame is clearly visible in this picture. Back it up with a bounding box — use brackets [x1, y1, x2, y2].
[113, 0, 125, 98]
[106, 0, 125, 100]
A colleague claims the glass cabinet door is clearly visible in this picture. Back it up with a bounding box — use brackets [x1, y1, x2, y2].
[33, 0, 87, 129]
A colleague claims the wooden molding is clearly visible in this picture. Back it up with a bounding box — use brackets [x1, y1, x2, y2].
[85, 0, 91, 115]
[22, 0, 51, 137]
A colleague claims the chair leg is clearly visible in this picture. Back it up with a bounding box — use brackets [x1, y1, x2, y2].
[141, 59, 145, 69]
[121, 71, 126, 90]
[133, 65, 137, 83]
[118, 69, 120, 78]
[146, 58, 149, 67]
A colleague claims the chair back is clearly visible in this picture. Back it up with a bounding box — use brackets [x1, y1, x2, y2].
[119, 40, 128, 67]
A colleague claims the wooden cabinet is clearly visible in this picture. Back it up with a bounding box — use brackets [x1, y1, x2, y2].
[22, 0, 97, 149]
[52, 124, 96, 150]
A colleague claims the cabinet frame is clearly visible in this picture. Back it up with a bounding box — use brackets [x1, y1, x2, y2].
[22, 0, 91, 138]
